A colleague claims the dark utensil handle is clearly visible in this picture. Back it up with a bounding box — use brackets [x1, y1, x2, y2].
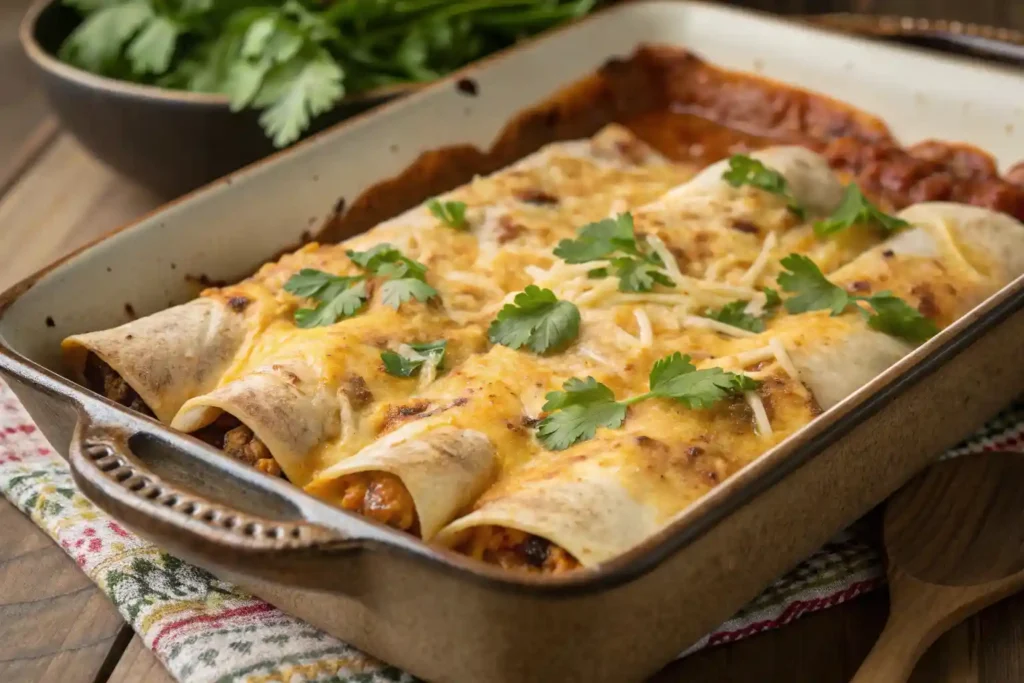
[802, 14, 1024, 68]
[68, 412, 363, 589]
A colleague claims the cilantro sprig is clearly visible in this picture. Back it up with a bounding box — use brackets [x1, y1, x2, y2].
[537, 353, 758, 450]
[284, 270, 368, 328]
[488, 286, 580, 355]
[702, 287, 782, 333]
[722, 155, 805, 218]
[381, 340, 446, 378]
[554, 213, 675, 292]
[285, 243, 436, 327]
[777, 254, 938, 343]
[58, 1, 601, 147]
[427, 199, 468, 231]
[814, 185, 909, 237]
[347, 244, 438, 310]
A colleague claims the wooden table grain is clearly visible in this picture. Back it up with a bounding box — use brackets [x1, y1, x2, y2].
[0, 1, 1022, 682]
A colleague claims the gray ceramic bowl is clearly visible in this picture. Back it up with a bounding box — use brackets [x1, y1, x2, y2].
[20, 0, 412, 198]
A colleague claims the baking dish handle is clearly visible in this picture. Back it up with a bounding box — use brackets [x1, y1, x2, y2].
[68, 413, 364, 590]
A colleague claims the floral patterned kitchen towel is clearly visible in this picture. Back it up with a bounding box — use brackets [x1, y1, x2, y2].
[3, 380, 1022, 682]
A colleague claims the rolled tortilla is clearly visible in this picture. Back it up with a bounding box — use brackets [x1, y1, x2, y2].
[663, 146, 845, 215]
[437, 203, 1024, 568]
[172, 357, 342, 486]
[62, 297, 250, 423]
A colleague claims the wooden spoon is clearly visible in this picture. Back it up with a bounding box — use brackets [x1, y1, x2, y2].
[850, 450, 1024, 682]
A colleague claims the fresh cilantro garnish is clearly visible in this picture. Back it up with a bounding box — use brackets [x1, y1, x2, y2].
[722, 155, 805, 218]
[536, 377, 627, 451]
[554, 213, 676, 293]
[284, 269, 368, 328]
[702, 287, 783, 333]
[58, 1, 599, 147]
[427, 199, 468, 230]
[284, 243, 437, 326]
[381, 340, 446, 378]
[536, 353, 757, 450]
[776, 254, 938, 343]
[702, 301, 766, 333]
[814, 184, 910, 237]
[346, 243, 438, 310]
[488, 285, 580, 355]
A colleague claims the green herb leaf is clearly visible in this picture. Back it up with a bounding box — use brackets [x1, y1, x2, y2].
[762, 286, 782, 309]
[428, 199, 469, 230]
[555, 213, 675, 293]
[643, 352, 758, 409]
[488, 285, 580, 355]
[381, 340, 447, 378]
[814, 184, 910, 237]
[380, 278, 439, 309]
[126, 14, 179, 75]
[536, 377, 627, 451]
[554, 213, 639, 263]
[60, 0, 154, 72]
[292, 280, 368, 328]
[722, 155, 805, 218]
[777, 254, 852, 316]
[256, 52, 344, 148]
[775, 254, 938, 343]
[702, 301, 766, 333]
[535, 352, 758, 450]
[863, 292, 939, 343]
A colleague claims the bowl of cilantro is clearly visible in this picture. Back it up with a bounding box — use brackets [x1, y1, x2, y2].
[20, 0, 601, 198]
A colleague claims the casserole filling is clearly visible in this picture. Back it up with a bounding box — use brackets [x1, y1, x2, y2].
[336, 472, 419, 534]
[84, 353, 154, 418]
[452, 526, 580, 573]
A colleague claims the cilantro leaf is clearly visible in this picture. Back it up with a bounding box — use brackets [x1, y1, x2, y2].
[380, 278, 439, 309]
[283, 268, 361, 299]
[535, 354, 758, 450]
[126, 14, 179, 75]
[775, 254, 938, 343]
[536, 377, 627, 451]
[427, 199, 469, 230]
[777, 254, 852, 316]
[814, 184, 910, 237]
[703, 300, 766, 333]
[640, 352, 758, 409]
[722, 155, 805, 218]
[346, 243, 437, 309]
[613, 256, 676, 293]
[256, 51, 344, 148]
[863, 292, 939, 343]
[488, 285, 580, 355]
[554, 213, 639, 263]
[347, 244, 427, 280]
[381, 340, 447, 378]
[555, 213, 675, 293]
[762, 286, 782, 309]
[292, 280, 368, 328]
[60, 0, 154, 72]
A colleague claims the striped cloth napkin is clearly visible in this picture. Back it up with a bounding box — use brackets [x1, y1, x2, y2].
[2, 378, 1021, 682]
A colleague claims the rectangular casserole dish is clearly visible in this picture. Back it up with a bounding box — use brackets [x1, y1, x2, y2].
[3, 2, 1024, 681]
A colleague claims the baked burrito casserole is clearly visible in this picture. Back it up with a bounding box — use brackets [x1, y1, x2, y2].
[62, 47, 1024, 573]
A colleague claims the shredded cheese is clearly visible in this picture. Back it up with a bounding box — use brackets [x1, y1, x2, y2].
[633, 309, 653, 347]
[739, 232, 778, 286]
[769, 337, 800, 381]
[645, 234, 685, 284]
[682, 315, 757, 338]
[337, 390, 355, 445]
[745, 391, 773, 437]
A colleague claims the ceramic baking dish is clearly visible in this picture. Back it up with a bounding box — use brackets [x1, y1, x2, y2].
[3, 2, 1024, 681]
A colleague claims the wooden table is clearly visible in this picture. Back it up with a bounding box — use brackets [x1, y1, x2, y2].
[1, 1, 1022, 681]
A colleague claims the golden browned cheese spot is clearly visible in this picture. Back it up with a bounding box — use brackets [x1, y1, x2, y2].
[337, 472, 419, 534]
[454, 526, 581, 573]
[342, 373, 374, 409]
